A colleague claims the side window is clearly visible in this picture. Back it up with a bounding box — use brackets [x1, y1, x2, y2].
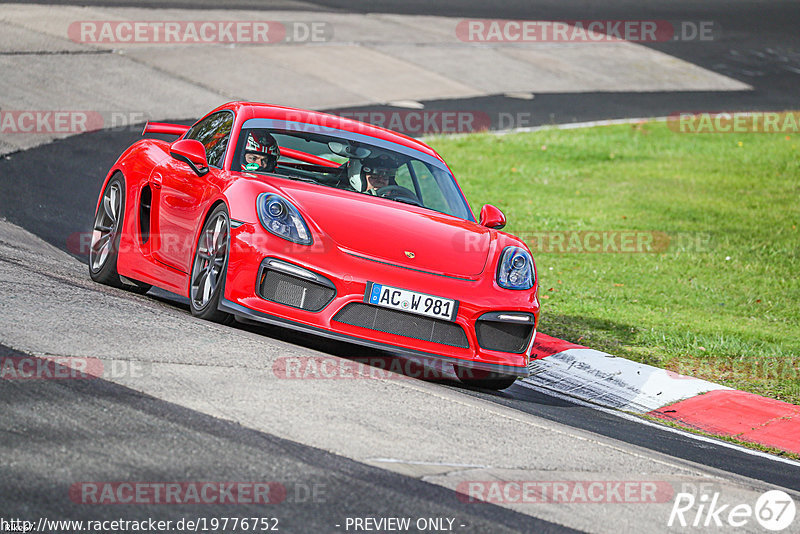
[410, 160, 448, 212]
[394, 163, 415, 191]
[186, 112, 234, 168]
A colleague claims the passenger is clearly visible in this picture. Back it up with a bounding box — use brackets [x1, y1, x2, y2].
[354, 154, 399, 194]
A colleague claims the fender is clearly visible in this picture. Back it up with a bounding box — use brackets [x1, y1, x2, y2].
[222, 178, 276, 224]
[94, 140, 169, 215]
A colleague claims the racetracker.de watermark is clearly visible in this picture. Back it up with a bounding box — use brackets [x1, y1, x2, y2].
[272, 110, 491, 137]
[273, 356, 464, 380]
[69, 482, 286, 504]
[0, 356, 149, 380]
[456, 231, 712, 254]
[0, 111, 104, 135]
[67, 229, 332, 257]
[0, 110, 153, 135]
[456, 480, 674, 504]
[68, 20, 332, 44]
[328, 110, 491, 136]
[456, 19, 717, 43]
[667, 111, 800, 133]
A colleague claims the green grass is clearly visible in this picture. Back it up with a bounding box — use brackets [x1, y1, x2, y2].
[427, 121, 800, 405]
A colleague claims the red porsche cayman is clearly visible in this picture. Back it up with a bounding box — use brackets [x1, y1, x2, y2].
[89, 102, 539, 389]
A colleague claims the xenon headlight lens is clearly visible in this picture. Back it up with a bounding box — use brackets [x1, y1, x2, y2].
[257, 193, 312, 245]
[497, 246, 534, 290]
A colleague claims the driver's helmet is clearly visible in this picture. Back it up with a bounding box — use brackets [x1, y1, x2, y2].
[353, 154, 399, 193]
[241, 131, 280, 172]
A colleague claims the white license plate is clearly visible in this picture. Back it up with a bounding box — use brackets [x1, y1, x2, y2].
[365, 282, 458, 321]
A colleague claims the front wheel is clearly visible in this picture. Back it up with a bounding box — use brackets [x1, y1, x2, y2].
[189, 204, 233, 324]
[454, 365, 518, 390]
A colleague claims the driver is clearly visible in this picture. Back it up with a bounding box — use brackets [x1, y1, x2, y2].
[356, 154, 399, 195]
[241, 131, 280, 173]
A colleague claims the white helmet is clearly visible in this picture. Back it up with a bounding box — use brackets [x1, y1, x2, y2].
[350, 154, 398, 192]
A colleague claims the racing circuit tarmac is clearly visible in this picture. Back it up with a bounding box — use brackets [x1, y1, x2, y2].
[2, 1, 800, 533]
[16, 0, 800, 130]
[2, 103, 800, 534]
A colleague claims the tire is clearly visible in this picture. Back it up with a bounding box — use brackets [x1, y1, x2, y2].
[89, 174, 151, 294]
[454, 365, 518, 390]
[189, 204, 233, 324]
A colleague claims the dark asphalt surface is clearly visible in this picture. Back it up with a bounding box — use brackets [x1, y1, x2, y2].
[327, 0, 799, 130]
[17, 0, 800, 128]
[460, 383, 800, 492]
[0, 343, 571, 534]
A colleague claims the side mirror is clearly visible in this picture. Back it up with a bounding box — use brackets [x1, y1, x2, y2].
[170, 139, 209, 176]
[479, 204, 506, 229]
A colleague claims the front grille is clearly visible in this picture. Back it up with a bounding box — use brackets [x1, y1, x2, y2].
[475, 318, 534, 354]
[333, 303, 469, 348]
[258, 270, 335, 312]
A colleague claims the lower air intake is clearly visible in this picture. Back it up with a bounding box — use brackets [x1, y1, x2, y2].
[333, 303, 469, 348]
[475, 318, 534, 354]
[258, 270, 335, 312]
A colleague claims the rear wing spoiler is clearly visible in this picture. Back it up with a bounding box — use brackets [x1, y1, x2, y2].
[142, 122, 190, 136]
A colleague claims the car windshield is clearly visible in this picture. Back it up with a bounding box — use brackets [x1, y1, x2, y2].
[234, 120, 474, 221]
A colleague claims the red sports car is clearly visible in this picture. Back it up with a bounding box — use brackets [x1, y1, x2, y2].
[89, 102, 539, 389]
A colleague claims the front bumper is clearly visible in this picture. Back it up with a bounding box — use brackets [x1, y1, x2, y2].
[222, 223, 539, 377]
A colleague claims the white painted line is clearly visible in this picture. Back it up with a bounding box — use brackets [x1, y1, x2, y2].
[496, 116, 669, 135]
[422, 116, 669, 142]
[515, 380, 800, 468]
[503, 92, 535, 100]
[495, 111, 800, 136]
[386, 100, 426, 109]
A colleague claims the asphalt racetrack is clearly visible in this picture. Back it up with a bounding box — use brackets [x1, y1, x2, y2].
[21, 0, 800, 126]
[2, 1, 799, 533]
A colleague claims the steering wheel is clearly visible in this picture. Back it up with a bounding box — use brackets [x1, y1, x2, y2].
[376, 185, 423, 206]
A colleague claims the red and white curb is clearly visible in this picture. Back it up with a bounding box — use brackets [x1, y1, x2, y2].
[525, 334, 800, 455]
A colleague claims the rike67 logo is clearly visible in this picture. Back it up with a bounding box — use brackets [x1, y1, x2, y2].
[669, 489, 796, 531]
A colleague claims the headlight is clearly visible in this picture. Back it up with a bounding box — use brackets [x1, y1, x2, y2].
[257, 193, 312, 245]
[497, 246, 534, 290]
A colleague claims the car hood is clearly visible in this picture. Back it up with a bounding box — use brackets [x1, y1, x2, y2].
[277, 181, 491, 277]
